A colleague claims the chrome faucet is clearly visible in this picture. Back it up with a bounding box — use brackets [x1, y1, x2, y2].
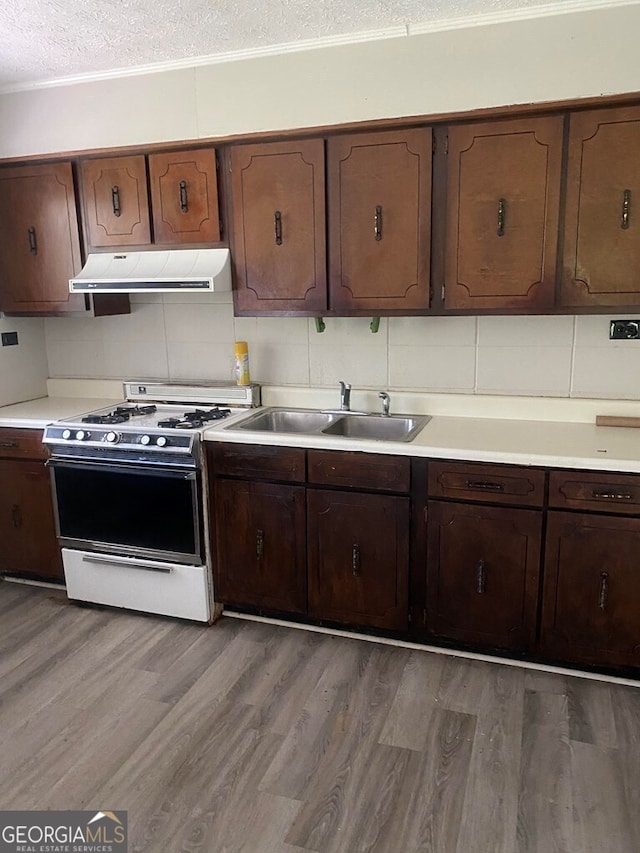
[339, 381, 352, 411]
[378, 391, 391, 417]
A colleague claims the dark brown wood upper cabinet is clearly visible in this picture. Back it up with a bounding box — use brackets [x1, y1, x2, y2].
[561, 105, 640, 307]
[444, 116, 563, 311]
[81, 154, 151, 248]
[0, 162, 84, 314]
[327, 128, 432, 313]
[148, 148, 220, 244]
[230, 139, 327, 314]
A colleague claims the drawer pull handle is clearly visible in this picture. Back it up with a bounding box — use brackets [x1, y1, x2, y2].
[28, 226, 38, 255]
[599, 571, 609, 611]
[476, 559, 486, 594]
[274, 210, 282, 245]
[497, 198, 506, 237]
[592, 490, 633, 501]
[0, 440, 18, 448]
[179, 180, 188, 213]
[374, 205, 383, 241]
[11, 504, 22, 529]
[465, 480, 505, 492]
[621, 189, 631, 230]
[111, 185, 121, 217]
[352, 543, 360, 577]
[256, 529, 264, 559]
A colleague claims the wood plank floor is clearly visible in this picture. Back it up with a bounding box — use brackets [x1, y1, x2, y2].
[1, 580, 639, 853]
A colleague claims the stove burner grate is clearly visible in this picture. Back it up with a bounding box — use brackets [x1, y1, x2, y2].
[81, 404, 158, 425]
[157, 407, 232, 430]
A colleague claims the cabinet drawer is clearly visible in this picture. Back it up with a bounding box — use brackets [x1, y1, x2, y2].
[428, 460, 545, 507]
[0, 428, 46, 460]
[308, 450, 410, 493]
[549, 470, 640, 514]
[211, 442, 305, 483]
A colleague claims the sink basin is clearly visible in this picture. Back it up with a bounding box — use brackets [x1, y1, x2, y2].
[321, 414, 431, 442]
[229, 407, 339, 434]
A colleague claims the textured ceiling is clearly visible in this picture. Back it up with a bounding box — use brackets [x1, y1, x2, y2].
[0, 0, 615, 91]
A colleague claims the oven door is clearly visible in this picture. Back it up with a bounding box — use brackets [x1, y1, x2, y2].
[47, 458, 203, 565]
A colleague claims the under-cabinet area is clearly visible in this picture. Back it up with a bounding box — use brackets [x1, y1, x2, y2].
[206, 441, 640, 675]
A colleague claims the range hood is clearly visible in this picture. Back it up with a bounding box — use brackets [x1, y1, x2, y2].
[69, 248, 232, 294]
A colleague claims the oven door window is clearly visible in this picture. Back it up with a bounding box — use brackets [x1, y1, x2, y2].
[50, 462, 201, 563]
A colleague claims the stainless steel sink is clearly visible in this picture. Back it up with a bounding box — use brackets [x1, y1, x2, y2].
[227, 407, 431, 442]
[228, 407, 340, 434]
[321, 413, 431, 442]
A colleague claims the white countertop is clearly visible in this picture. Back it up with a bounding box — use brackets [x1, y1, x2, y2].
[0, 397, 122, 429]
[204, 408, 640, 474]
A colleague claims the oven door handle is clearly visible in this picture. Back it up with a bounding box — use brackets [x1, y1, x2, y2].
[82, 553, 173, 573]
[45, 459, 196, 479]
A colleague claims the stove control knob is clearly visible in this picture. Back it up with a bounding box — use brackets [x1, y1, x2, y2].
[140, 434, 151, 446]
[156, 436, 168, 448]
[76, 430, 90, 441]
[105, 431, 119, 444]
[61, 429, 72, 440]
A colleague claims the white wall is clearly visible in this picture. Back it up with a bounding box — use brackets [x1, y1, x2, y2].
[0, 316, 48, 406]
[44, 296, 640, 400]
[4, 4, 640, 403]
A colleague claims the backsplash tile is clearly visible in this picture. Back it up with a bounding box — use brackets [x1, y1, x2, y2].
[42, 303, 638, 401]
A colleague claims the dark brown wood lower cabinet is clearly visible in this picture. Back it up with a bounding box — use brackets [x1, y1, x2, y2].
[213, 478, 306, 614]
[0, 458, 63, 581]
[426, 501, 542, 652]
[307, 488, 409, 631]
[540, 511, 640, 668]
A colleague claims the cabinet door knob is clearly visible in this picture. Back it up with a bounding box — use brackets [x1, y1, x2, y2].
[598, 571, 609, 610]
[27, 226, 37, 255]
[179, 180, 188, 213]
[274, 210, 282, 245]
[374, 205, 383, 241]
[476, 559, 486, 594]
[111, 185, 121, 217]
[256, 528, 264, 559]
[352, 543, 360, 577]
[621, 189, 631, 230]
[497, 198, 506, 237]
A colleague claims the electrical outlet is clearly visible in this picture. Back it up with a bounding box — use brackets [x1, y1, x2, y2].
[609, 320, 640, 340]
[1, 331, 18, 346]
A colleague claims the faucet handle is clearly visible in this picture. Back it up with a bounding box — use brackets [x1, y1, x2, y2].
[378, 391, 391, 416]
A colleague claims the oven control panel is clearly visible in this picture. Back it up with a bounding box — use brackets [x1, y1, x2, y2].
[43, 424, 195, 454]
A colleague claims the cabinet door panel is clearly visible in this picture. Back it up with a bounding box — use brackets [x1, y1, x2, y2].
[328, 128, 432, 312]
[426, 501, 541, 651]
[445, 116, 563, 310]
[0, 163, 84, 314]
[561, 106, 640, 306]
[307, 488, 409, 630]
[231, 140, 326, 313]
[541, 511, 640, 667]
[81, 155, 151, 248]
[214, 479, 306, 614]
[149, 148, 220, 244]
[0, 459, 63, 580]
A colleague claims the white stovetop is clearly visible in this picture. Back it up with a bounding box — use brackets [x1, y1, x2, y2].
[4, 380, 640, 473]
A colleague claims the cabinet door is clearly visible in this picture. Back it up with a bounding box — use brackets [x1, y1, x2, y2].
[307, 488, 409, 630]
[561, 106, 640, 307]
[0, 162, 84, 314]
[213, 479, 306, 614]
[81, 155, 151, 248]
[541, 511, 640, 667]
[444, 116, 563, 311]
[328, 128, 432, 312]
[0, 459, 63, 581]
[148, 148, 220, 244]
[426, 501, 542, 651]
[231, 140, 326, 314]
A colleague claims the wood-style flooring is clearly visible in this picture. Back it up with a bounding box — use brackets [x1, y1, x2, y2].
[1, 580, 639, 852]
